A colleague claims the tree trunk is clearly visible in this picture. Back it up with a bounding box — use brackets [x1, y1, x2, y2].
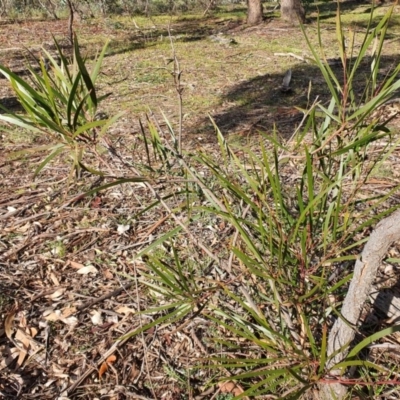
[320, 209, 400, 400]
[246, 0, 263, 25]
[66, 0, 74, 45]
[280, 0, 306, 25]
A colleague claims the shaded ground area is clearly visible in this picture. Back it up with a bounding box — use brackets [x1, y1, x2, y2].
[210, 54, 400, 138]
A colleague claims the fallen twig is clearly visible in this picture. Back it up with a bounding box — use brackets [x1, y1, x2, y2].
[274, 52, 312, 63]
[76, 282, 134, 313]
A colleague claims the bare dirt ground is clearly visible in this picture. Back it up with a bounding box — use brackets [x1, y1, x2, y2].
[2, 3, 400, 399]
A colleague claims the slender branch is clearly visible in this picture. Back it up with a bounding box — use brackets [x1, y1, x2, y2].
[66, 0, 74, 46]
[167, 24, 183, 155]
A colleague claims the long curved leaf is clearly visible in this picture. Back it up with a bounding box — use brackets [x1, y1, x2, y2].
[73, 33, 97, 108]
[34, 144, 65, 177]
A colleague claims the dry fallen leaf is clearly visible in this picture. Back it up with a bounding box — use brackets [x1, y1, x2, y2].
[117, 224, 130, 235]
[218, 381, 246, 397]
[17, 222, 30, 233]
[46, 288, 66, 301]
[30, 327, 38, 338]
[19, 312, 27, 329]
[43, 310, 78, 326]
[91, 196, 102, 208]
[5, 304, 18, 341]
[49, 272, 60, 286]
[130, 361, 140, 380]
[68, 260, 85, 269]
[99, 355, 117, 379]
[0, 347, 19, 368]
[61, 307, 77, 317]
[106, 355, 117, 363]
[90, 310, 103, 325]
[43, 311, 59, 322]
[77, 265, 98, 275]
[15, 329, 31, 367]
[103, 269, 114, 279]
[115, 306, 136, 316]
[99, 362, 108, 378]
[4, 307, 40, 370]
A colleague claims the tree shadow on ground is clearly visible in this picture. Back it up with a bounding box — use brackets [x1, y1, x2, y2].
[305, 1, 398, 27]
[307, 0, 375, 16]
[0, 97, 24, 114]
[201, 54, 400, 139]
[106, 15, 245, 58]
[349, 12, 400, 30]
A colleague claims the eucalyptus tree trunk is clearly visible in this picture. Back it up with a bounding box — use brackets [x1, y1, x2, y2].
[320, 209, 400, 399]
[280, 0, 305, 24]
[246, 0, 263, 25]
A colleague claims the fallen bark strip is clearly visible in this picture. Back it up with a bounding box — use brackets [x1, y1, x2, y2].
[320, 209, 400, 400]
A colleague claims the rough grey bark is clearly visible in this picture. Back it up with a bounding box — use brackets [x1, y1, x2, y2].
[246, 0, 263, 25]
[320, 209, 400, 400]
[280, 0, 305, 25]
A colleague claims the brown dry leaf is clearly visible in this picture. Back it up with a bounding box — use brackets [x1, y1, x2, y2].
[99, 355, 117, 379]
[218, 381, 246, 397]
[16, 222, 30, 233]
[5, 304, 18, 341]
[19, 312, 27, 329]
[46, 288, 66, 301]
[103, 269, 114, 279]
[15, 329, 31, 367]
[43, 311, 60, 322]
[91, 196, 102, 208]
[106, 355, 117, 363]
[115, 306, 136, 315]
[43, 310, 78, 326]
[0, 347, 19, 368]
[99, 361, 108, 379]
[62, 307, 77, 317]
[49, 271, 60, 286]
[30, 327, 38, 338]
[68, 260, 85, 269]
[130, 361, 140, 380]
[164, 333, 171, 346]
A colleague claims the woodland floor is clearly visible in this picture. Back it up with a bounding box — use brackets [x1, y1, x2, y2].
[2, 2, 400, 400]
